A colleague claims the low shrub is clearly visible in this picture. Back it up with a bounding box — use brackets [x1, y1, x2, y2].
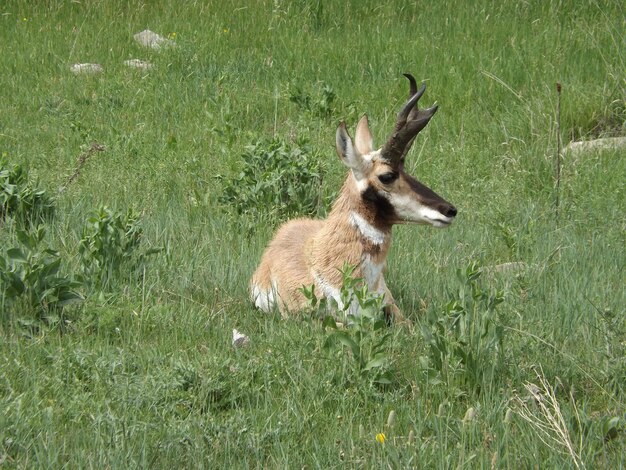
[0, 226, 82, 325]
[78, 206, 161, 290]
[0, 155, 55, 227]
[218, 138, 325, 226]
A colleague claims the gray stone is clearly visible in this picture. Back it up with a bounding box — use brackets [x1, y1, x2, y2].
[564, 136, 626, 155]
[124, 59, 153, 70]
[483, 262, 530, 274]
[133, 29, 175, 50]
[70, 63, 104, 74]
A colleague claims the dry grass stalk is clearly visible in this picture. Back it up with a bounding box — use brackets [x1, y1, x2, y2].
[512, 367, 585, 469]
[59, 142, 105, 193]
[555, 82, 562, 219]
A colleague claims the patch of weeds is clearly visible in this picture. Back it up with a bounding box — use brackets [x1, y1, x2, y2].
[573, 412, 626, 446]
[218, 138, 325, 228]
[289, 82, 337, 119]
[78, 206, 161, 291]
[172, 360, 202, 393]
[296, 0, 326, 32]
[78, 304, 130, 338]
[161, 358, 255, 417]
[600, 416, 624, 443]
[0, 226, 83, 327]
[564, 90, 626, 141]
[587, 297, 626, 394]
[495, 217, 536, 259]
[68, 119, 92, 142]
[303, 263, 395, 386]
[419, 261, 506, 397]
[208, 104, 239, 152]
[0, 155, 55, 227]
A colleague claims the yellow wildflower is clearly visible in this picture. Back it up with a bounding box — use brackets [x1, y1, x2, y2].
[375, 433, 386, 444]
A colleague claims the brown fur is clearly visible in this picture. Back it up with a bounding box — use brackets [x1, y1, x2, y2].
[250, 77, 456, 320]
[250, 173, 397, 317]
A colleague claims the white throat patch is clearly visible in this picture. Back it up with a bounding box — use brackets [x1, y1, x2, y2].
[361, 254, 386, 292]
[349, 211, 386, 245]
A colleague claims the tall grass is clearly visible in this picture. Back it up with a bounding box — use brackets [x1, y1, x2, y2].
[0, 0, 624, 467]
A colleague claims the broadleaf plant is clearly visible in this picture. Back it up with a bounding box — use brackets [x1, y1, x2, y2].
[0, 225, 83, 324]
[303, 262, 395, 386]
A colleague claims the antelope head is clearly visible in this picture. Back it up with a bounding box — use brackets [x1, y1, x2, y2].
[335, 74, 457, 228]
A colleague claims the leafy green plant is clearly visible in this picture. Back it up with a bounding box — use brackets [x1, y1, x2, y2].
[601, 416, 623, 443]
[419, 261, 505, 395]
[0, 226, 83, 323]
[289, 82, 337, 118]
[587, 297, 626, 393]
[303, 263, 394, 385]
[218, 138, 325, 226]
[496, 218, 535, 259]
[78, 206, 160, 290]
[0, 155, 55, 227]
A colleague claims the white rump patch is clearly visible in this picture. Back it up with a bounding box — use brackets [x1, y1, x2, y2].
[349, 211, 386, 245]
[251, 282, 276, 312]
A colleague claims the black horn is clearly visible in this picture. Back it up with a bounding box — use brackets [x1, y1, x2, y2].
[381, 74, 438, 164]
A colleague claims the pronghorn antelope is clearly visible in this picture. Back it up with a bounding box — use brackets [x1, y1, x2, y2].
[250, 74, 457, 322]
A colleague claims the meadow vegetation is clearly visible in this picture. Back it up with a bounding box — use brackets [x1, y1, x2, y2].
[0, 0, 624, 467]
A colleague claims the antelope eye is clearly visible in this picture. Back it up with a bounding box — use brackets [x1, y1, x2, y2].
[378, 172, 398, 185]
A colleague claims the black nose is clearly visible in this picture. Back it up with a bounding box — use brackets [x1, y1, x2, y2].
[444, 205, 457, 218]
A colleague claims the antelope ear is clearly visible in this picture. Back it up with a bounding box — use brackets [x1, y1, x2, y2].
[355, 115, 374, 155]
[336, 122, 368, 179]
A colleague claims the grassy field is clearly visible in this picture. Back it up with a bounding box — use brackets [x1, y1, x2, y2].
[1, 0, 624, 467]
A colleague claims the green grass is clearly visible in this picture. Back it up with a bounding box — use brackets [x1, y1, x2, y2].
[1, 0, 625, 467]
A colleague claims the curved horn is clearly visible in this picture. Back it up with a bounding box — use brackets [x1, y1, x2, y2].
[381, 74, 438, 164]
[404, 73, 426, 121]
[404, 73, 418, 96]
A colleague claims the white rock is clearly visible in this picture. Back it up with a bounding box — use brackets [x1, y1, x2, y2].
[232, 329, 250, 348]
[70, 63, 104, 74]
[564, 137, 626, 155]
[124, 59, 153, 70]
[134, 29, 175, 50]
